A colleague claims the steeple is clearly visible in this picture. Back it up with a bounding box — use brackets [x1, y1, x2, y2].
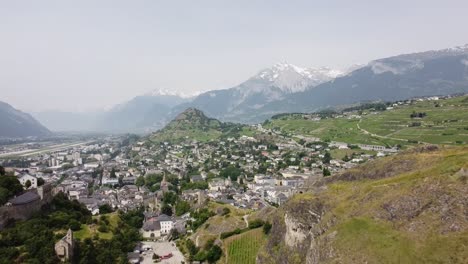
[162, 172, 167, 184]
[160, 172, 169, 193]
[66, 228, 73, 245]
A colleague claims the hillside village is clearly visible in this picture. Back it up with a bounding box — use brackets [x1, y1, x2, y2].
[2, 94, 468, 263]
[0, 106, 402, 261]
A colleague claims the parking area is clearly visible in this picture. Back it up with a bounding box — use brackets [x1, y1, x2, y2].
[140, 241, 185, 264]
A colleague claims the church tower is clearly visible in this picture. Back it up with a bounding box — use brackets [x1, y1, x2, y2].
[160, 173, 169, 193]
[65, 228, 74, 246]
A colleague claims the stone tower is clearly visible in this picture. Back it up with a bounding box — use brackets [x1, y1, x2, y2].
[160, 173, 169, 193]
[55, 228, 74, 261]
[197, 190, 205, 206]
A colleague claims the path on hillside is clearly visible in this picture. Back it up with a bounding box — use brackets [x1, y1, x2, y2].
[357, 119, 413, 143]
[243, 214, 249, 228]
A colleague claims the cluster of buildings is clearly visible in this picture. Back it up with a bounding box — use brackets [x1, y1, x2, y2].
[0, 121, 400, 250]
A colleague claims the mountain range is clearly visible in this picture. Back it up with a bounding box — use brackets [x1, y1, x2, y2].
[28, 44, 468, 134]
[0, 101, 51, 138]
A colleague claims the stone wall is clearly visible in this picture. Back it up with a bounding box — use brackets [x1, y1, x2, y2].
[0, 184, 55, 229]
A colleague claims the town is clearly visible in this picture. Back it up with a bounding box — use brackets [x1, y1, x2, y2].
[0, 116, 400, 263]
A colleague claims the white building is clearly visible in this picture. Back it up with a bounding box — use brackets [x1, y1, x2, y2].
[141, 214, 174, 239]
[158, 214, 174, 235]
[18, 174, 37, 189]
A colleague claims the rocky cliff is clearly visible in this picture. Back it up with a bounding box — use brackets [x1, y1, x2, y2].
[258, 146, 468, 263]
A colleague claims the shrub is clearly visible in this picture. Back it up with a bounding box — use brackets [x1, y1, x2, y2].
[69, 219, 81, 231]
[206, 245, 222, 263]
[98, 224, 108, 233]
[248, 219, 265, 229]
[263, 222, 272, 234]
[98, 204, 113, 214]
[221, 207, 231, 216]
[220, 228, 242, 239]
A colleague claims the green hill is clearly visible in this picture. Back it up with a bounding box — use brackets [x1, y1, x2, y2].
[150, 108, 247, 143]
[265, 95, 468, 147]
[258, 145, 468, 263]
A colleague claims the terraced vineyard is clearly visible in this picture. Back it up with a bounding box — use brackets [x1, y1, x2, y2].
[266, 95, 468, 147]
[225, 228, 266, 264]
[359, 96, 468, 144]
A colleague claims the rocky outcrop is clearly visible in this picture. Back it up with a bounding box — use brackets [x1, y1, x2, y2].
[258, 146, 468, 264]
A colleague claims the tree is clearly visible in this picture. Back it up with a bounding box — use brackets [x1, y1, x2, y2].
[175, 201, 190, 216]
[69, 219, 81, 231]
[185, 239, 199, 259]
[0, 174, 23, 204]
[135, 176, 145, 187]
[161, 204, 173, 216]
[98, 224, 108, 233]
[263, 222, 272, 234]
[25, 180, 32, 189]
[221, 207, 231, 216]
[342, 154, 351, 162]
[110, 168, 117, 178]
[99, 204, 113, 214]
[323, 167, 331, 176]
[322, 152, 331, 164]
[206, 245, 223, 263]
[162, 192, 178, 205]
[248, 219, 264, 229]
[0, 165, 5, 176]
[220, 165, 242, 181]
[37, 177, 45, 186]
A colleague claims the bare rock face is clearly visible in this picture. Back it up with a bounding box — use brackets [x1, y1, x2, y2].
[284, 214, 309, 248]
[258, 197, 335, 264]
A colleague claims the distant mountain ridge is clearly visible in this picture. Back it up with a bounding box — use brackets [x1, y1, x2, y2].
[33, 44, 468, 133]
[95, 93, 190, 133]
[274, 44, 468, 114]
[169, 63, 344, 123]
[0, 101, 51, 138]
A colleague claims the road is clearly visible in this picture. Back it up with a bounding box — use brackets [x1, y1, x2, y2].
[0, 141, 94, 158]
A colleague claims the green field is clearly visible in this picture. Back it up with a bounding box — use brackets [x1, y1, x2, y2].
[266, 95, 468, 147]
[225, 228, 266, 264]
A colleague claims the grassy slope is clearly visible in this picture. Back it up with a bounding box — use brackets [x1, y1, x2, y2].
[268, 116, 394, 145]
[266, 95, 468, 146]
[259, 146, 468, 263]
[74, 213, 119, 240]
[324, 147, 468, 263]
[190, 202, 250, 248]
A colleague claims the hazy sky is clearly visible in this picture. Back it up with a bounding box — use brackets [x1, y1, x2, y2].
[1, 0, 468, 112]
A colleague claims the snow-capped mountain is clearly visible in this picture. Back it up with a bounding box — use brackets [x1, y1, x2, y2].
[34, 44, 468, 133]
[170, 62, 343, 122]
[146, 88, 201, 99]
[274, 44, 468, 115]
[253, 62, 343, 93]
